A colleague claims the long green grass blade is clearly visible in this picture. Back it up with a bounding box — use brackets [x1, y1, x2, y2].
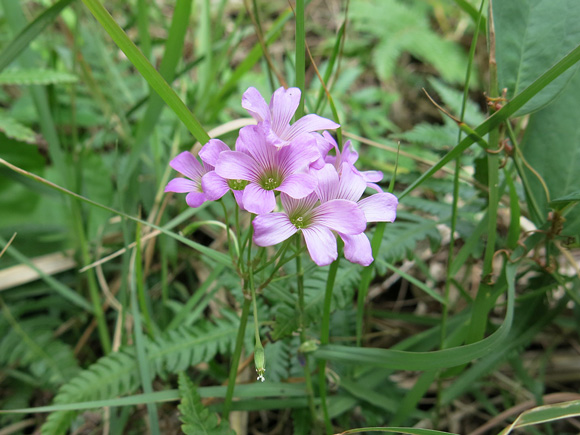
[400, 42, 580, 199]
[0, 0, 75, 72]
[130, 224, 160, 434]
[499, 400, 580, 435]
[0, 157, 232, 268]
[315, 262, 516, 370]
[81, 0, 209, 144]
[0, 235, 92, 311]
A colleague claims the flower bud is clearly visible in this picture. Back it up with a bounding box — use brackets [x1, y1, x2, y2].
[254, 344, 266, 382]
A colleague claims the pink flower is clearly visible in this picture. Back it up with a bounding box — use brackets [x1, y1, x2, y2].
[214, 125, 320, 215]
[253, 193, 367, 266]
[314, 163, 398, 266]
[322, 132, 384, 192]
[199, 139, 248, 210]
[242, 87, 339, 148]
[164, 151, 213, 208]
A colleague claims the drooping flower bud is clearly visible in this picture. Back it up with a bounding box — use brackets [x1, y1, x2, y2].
[254, 344, 266, 382]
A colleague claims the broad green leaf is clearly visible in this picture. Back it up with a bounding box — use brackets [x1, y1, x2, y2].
[494, 0, 580, 115]
[400, 42, 580, 199]
[520, 68, 580, 235]
[0, 69, 78, 85]
[550, 191, 580, 207]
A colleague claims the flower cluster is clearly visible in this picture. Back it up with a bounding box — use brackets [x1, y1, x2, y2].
[165, 87, 398, 266]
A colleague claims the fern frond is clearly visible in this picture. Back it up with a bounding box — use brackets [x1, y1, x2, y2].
[0, 69, 78, 85]
[0, 113, 37, 143]
[41, 314, 240, 435]
[0, 317, 78, 387]
[178, 372, 234, 435]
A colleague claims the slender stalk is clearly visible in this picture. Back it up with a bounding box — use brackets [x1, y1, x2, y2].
[318, 256, 340, 434]
[135, 216, 154, 336]
[441, 0, 485, 351]
[223, 297, 251, 419]
[130, 224, 160, 434]
[295, 235, 316, 419]
[467, 2, 501, 345]
[295, 0, 305, 118]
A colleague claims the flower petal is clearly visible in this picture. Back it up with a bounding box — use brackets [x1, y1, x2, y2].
[237, 125, 277, 169]
[215, 151, 260, 182]
[201, 171, 229, 200]
[302, 226, 337, 266]
[185, 191, 207, 208]
[280, 192, 318, 216]
[337, 163, 366, 202]
[169, 151, 205, 181]
[164, 178, 198, 193]
[340, 232, 373, 266]
[312, 199, 367, 235]
[242, 87, 270, 122]
[313, 164, 340, 203]
[199, 139, 230, 167]
[269, 87, 300, 137]
[310, 133, 335, 169]
[277, 173, 317, 199]
[253, 213, 297, 246]
[358, 192, 398, 222]
[233, 189, 246, 210]
[341, 141, 359, 166]
[242, 183, 277, 214]
[278, 136, 321, 174]
[285, 114, 340, 142]
[361, 169, 383, 183]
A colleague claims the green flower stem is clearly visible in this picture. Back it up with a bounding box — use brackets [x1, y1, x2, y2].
[246, 223, 260, 346]
[295, 0, 305, 118]
[220, 199, 235, 260]
[318, 255, 340, 434]
[295, 235, 316, 419]
[223, 297, 251, 419]
[466, 13, 501, 345]
[356, 222, 386, 346]
[438, 0, 485, 420]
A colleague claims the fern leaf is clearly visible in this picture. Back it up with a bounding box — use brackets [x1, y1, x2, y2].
[178, 372, 234, 435]
[0, 113, 37, 143]
[41, 315, 239, 435]
[0, 317, 78, 387]
[0, 69, 78, 85]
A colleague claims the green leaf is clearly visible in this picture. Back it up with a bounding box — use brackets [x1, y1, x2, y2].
[0, 0, 76, 72]
[550, 191, 580, 207]
[340, 428, 459, 435]
[314, 262, 517, 370]
[521, 68, 580, 235]
[0, 69, 78, 85]
[178, 373, 234, 435]
[499, 399, 580, 435]
[400, 41, 580, 199]
[350, 0, 468, 83]
[40, 314, 239, 434]
[80, 0, 209, 145]
[0, 115, 36, 143]
[494, 0, 580, 115]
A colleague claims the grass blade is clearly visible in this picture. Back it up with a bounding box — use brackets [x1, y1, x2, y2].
[81, 0, 210, 144]
[0, 0, 75, 72]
